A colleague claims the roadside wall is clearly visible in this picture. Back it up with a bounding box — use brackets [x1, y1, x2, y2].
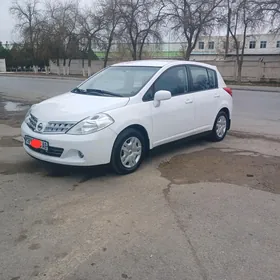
[49, 58, 280, 82]
[0, 59, 6, 72]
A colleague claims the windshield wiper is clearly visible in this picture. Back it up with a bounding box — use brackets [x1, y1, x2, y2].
[86, 88, 123, 97]
[71, 87, 86, 94]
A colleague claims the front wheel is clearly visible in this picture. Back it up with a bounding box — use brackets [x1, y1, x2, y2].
[111, 128, 145, 175]
[210, 111, 229, 142]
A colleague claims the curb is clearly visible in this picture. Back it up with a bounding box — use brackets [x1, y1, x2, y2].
[0, 73, 85, 81]
[1, 73, 280, 92]
[229, 86, 280, 93]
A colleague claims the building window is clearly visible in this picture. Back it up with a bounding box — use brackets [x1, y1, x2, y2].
[198, 42, 204, 49]
[208, 41, 214, 49]
[249, 41, 256, 49]
[260, 41, 267, 48]
[276, 41, 280, 48]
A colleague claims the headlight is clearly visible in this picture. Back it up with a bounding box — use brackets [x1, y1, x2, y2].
[66, 113, 114, 135]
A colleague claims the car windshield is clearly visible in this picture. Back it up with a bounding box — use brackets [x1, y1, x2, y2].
[72, 66, 161, 97]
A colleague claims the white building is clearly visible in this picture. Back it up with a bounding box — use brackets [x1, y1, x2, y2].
[92, 34, 280, 61]
[192, 33, 280, 61]
[0, 59, 6, 72]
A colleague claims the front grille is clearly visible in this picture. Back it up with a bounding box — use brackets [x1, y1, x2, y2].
[44, 121, 75, 133]
[27, 114, 38, 131]
[26, 113, 76, 134]
[28, 145, 64, 157]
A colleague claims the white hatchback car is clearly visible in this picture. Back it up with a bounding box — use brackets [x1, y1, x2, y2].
[21, 60, 232, 174]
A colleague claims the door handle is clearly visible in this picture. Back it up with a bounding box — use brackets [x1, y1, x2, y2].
[214, 93, 220, 98]
[185, 98, 193, 104]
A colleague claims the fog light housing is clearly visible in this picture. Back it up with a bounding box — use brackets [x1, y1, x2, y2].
[78, 151, 84, 158]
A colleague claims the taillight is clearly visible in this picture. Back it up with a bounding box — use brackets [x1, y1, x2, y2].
[223, 87, 232, 96]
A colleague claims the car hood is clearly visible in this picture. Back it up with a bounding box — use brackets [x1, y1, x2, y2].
[31, 92, 130, 121]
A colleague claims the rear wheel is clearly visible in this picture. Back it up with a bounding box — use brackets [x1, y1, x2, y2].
[210, 111, 229, 142]
[111, 128, 145, 175]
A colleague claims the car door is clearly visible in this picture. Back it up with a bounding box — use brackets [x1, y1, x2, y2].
[147, 65, 195, 147]
[187, 65, 219, 131]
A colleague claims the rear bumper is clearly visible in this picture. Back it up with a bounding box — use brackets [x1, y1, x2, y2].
[21, 122, 117, 166]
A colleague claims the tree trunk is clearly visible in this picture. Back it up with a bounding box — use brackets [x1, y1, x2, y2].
[82, 56, 85, 77]
[237, 61, 242, 83]
[138, 42, 144, 60]
[67, 59, 72, 75]
[56, 57, 60, 75]
[185, 47, 192, 60]
[88, 39, 92, 77]
[238, 24, 247, 83]
[63, 58, 66, 75]
[29, 23, 35, 67]
[138, 33, 149, 60]
[132, 42, 137, 60]
[104, 35, 114, 68]
[225, 4, 231, 59]
[104, 49, 109, 68]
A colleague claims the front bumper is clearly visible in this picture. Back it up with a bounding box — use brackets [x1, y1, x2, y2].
[21, 122, 117, 166]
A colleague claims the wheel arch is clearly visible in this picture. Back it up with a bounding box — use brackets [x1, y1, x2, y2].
[218, 107, 231, 130]
[114, 124, 151, 153]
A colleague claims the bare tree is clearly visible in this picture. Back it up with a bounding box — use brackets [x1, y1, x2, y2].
[165, 0, 223, 60]
[253, 0, 280, 33]
[118, 0, 165, 60]
[10, 0, 42, 69]
[45, 0, 80, 75]
[78, 37, 88, 76]
[227, 0, 264, 82]
[97, 0, 122, 67]
[78, 7, 104, 76]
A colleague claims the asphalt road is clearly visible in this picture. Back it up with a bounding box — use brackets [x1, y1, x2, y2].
[0, 75, 280, 280]
[1, 75, 280, 137]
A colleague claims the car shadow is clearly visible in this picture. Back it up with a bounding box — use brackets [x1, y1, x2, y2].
[149, 132, 210, 160]
[12, 133, 211, 180]
[42, 162, 112, 182]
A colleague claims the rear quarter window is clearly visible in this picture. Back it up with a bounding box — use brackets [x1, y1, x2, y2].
[188, 65, 218, 92]
[207, 68, 218, 89]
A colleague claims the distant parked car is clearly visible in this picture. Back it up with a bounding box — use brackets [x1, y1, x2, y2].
[21, 60, 233, 174]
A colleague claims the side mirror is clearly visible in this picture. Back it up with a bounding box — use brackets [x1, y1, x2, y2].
[153, 90, 172, 107]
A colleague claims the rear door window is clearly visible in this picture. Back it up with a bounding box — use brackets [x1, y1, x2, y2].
[188, 65, 217, 92]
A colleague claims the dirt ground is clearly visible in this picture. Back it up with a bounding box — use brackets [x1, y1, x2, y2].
[159, 148, 280, 194]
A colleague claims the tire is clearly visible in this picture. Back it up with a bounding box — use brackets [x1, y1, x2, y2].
[111, 128, 146, 175]
[210, 111, 229, 142]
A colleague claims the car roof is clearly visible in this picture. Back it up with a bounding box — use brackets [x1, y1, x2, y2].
[112, 59, 217, 70]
